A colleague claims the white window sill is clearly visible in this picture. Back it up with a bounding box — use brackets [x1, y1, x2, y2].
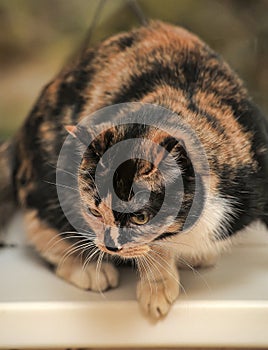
[0, 214, 268, 349]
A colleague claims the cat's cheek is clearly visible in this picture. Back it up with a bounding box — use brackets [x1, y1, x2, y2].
[82, 213, 105, 240]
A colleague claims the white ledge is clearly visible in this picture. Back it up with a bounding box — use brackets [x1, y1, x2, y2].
[0, 214, 268, 348]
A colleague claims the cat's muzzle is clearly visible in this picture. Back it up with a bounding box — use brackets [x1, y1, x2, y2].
[98, 243, 150, 258]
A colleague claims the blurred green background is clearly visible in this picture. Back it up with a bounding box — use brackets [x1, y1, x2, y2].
[1, 0, 268, 139]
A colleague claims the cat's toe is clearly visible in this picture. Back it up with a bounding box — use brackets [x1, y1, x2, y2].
[56, 260, 119, 292]
[137, 278, 180, 319]
[87, 261, 119, 291]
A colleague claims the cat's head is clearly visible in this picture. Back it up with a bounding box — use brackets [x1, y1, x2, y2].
[66, 122, 199, 259]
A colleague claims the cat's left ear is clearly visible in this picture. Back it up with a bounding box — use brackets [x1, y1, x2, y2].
[150, 135, 189, 170]
[161, 136, 189, 162]
[160, 136, 183, 154]
[139, 135, 188, 178]
[65, 125, 91, 145]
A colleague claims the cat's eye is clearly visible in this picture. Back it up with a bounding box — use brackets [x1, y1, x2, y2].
[130, 212, 149, 225]
[88, 208, 101, 217]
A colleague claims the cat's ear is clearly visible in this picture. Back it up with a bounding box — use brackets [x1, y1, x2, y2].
[91, 126, 116, 156]
[139, 135, 189, 177]
[160, 136, 183, 153]
[160, 136, 190, 168]
[65, 125, 77, 138]
[65, 125, 91, 145]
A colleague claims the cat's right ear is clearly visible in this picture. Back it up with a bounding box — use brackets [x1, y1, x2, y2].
[65, 125, 77, 138]
[65, 125, 91, 145]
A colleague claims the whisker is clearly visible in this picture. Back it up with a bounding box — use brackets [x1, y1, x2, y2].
[177, 255, 211, 292]
[136, 256, 153, 296]
[152, 241, 212, 291]
[96, 251, 105, 296]
[147, 249, 187, 297]
[142, 254, 163, 295]
[43, 180, 80, 193]
[44, 232, 94, 254]
[152, 239, 195, 252]
[82, 246, 100, 271]
[47, 163, 78, 179]
[58, 240, 96, 269]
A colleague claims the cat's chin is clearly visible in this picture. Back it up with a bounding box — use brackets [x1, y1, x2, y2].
[98, 243, 150, 258]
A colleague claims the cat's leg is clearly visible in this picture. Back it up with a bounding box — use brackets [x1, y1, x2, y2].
[24, 210, 119, 291]
[136, 247, 180, 319]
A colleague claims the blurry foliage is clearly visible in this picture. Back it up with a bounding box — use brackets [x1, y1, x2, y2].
[0, 0, 268, 138]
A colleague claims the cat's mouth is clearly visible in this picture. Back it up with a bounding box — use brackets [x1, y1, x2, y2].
[98, 243, 150, 258]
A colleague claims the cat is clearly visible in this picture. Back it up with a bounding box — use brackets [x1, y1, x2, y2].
[0, 20, 268, 319]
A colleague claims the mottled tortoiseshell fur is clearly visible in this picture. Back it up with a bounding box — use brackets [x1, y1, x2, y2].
[1, 21, 268, 318]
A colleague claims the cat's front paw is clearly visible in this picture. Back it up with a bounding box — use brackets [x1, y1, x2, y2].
[137, 276, 180, 319]
[56, 260, 119, 292]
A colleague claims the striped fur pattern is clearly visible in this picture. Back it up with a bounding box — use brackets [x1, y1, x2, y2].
[1, 21, 268, 318]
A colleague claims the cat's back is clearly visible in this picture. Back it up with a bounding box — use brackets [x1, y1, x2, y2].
[17, 20, 258, 137]
[13, 20, 268, 226]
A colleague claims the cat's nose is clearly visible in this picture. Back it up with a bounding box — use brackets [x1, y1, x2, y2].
[104, 227, 122, 253]
[105, 245, 122, 252]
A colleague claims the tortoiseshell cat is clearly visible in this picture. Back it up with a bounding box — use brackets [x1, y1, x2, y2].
[1, 21, 268, 319]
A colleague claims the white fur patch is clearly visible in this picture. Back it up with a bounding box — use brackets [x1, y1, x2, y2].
[168, 195, 234, 265]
